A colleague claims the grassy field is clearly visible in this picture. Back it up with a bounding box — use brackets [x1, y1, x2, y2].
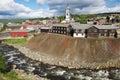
[0, 71, 30, 80]
[2, 38, 28, 45]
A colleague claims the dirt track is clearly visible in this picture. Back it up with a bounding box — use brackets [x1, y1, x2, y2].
[26, 33, 120, 69]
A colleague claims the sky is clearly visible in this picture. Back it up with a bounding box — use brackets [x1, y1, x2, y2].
[0, 0, 120, 18]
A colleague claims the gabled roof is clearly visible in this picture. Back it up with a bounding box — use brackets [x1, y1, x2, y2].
[70, 22, 91, 29]
[93, 25, 119, 29]
[70, 22, 118, 30]
[7, 24, 22, 29]
[10, 30, 28, 32]
[52, 23, 69, 27]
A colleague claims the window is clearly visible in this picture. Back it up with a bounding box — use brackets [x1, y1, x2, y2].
[64, 28, 66, 30]
[58, 27, 60, 30]
[105, 30, 107, 32]
[110, 33, 114, 36]
[88, 29, 95, 32]
[88, 29, 92, 32]
[53, 30, 55, 33]
[94, 29, 97, 32]
[54, 27, 56, 29]
[100, 30, 103, 32]
[79, 29, 81, 32]
[112, 30, 115, 32]
[101, 33, 104, 36]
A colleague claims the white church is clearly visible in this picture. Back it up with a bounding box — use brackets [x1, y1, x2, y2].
[61, 4, 74, 23]
[65, 4, 71, 23]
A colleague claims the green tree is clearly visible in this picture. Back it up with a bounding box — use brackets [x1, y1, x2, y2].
[0, 52, 7, 72]
[0, 24, 7, 32]
[57, 16, 65, 22]
[78, 14, 97, 24]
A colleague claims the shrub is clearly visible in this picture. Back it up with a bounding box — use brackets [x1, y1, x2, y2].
[0, 52, 7, 72]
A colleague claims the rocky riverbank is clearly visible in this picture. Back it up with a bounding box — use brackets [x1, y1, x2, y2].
[0, 44, 120, 80]
[26, 33, 120, 69]
[13, 44, 120, 69]
[0, 44, 49, 80]
[14, 69, 49, 80]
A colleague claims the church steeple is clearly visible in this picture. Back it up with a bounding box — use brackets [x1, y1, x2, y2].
[65, 4, 71, 23]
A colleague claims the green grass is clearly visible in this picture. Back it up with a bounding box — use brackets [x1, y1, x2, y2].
[0, 71, 31, 80]
[0, 52, 31, 80]
[0, 53, 7, 73]
[3, 38, 28, 45]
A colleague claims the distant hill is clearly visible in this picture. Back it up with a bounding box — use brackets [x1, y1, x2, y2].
[96, 12, 120, 16]
[0, 19, 26, 24]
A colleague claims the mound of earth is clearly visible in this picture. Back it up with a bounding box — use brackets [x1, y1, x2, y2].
[26, 33, 120, 69]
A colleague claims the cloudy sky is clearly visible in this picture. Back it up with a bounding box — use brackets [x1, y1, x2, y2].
[0, 0, 120, 18]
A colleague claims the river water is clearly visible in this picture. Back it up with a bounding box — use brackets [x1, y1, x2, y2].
[0, 44, 120, 80]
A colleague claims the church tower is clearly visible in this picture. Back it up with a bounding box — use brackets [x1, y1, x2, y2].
[65, 4, 71, 23]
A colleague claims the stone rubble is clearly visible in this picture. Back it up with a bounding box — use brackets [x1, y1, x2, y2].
[14, 69, 49, 80]
[13, 45, 120, 69]
[0, 44, 120, 80]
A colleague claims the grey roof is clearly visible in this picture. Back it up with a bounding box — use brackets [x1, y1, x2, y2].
[93, 25, 119, 29]
[7, 24, 22, 29]
[70, 22, 91, 29]
[52, 23, 69, 27]
[7, 25, 22, 29]
[70, 22, 118, 30]
[0, 32, 10, 37]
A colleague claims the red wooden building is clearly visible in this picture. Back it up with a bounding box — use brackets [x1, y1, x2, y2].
[10, 30, 28, 37]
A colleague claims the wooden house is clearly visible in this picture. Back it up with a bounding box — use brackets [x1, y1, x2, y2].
[50, 22, 118, 38]
[71, 22, 118, 38]
[40, 26, 51, 32]
[50, 24, 70, 35]
[71, 22, 91, 37]
[87, 25, 118, 38]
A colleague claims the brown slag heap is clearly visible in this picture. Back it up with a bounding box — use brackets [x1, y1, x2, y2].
[26, 33, 120, 69]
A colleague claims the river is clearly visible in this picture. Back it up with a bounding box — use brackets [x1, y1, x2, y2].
[0, 44, 120, 80]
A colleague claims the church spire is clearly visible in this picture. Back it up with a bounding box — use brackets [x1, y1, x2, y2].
[65, 4, 71, 23]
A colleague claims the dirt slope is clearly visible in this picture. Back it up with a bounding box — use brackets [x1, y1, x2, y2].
[26, 33, 120, 69]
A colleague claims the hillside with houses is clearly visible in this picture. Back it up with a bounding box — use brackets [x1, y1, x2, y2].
[0, 12, 120, 39]
[0, 5, 120, 39]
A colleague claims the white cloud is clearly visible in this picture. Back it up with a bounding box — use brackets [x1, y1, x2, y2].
[0, 0, 31, 14]
[0, 0, 120, 18]
[0, 0, 55, 18]
[74, 5, 120, 14]
[36, 0, 120, 15]
[36, 0, 45, 5]
[16, 9, 56, 18]
[36, 0, 106, 15]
